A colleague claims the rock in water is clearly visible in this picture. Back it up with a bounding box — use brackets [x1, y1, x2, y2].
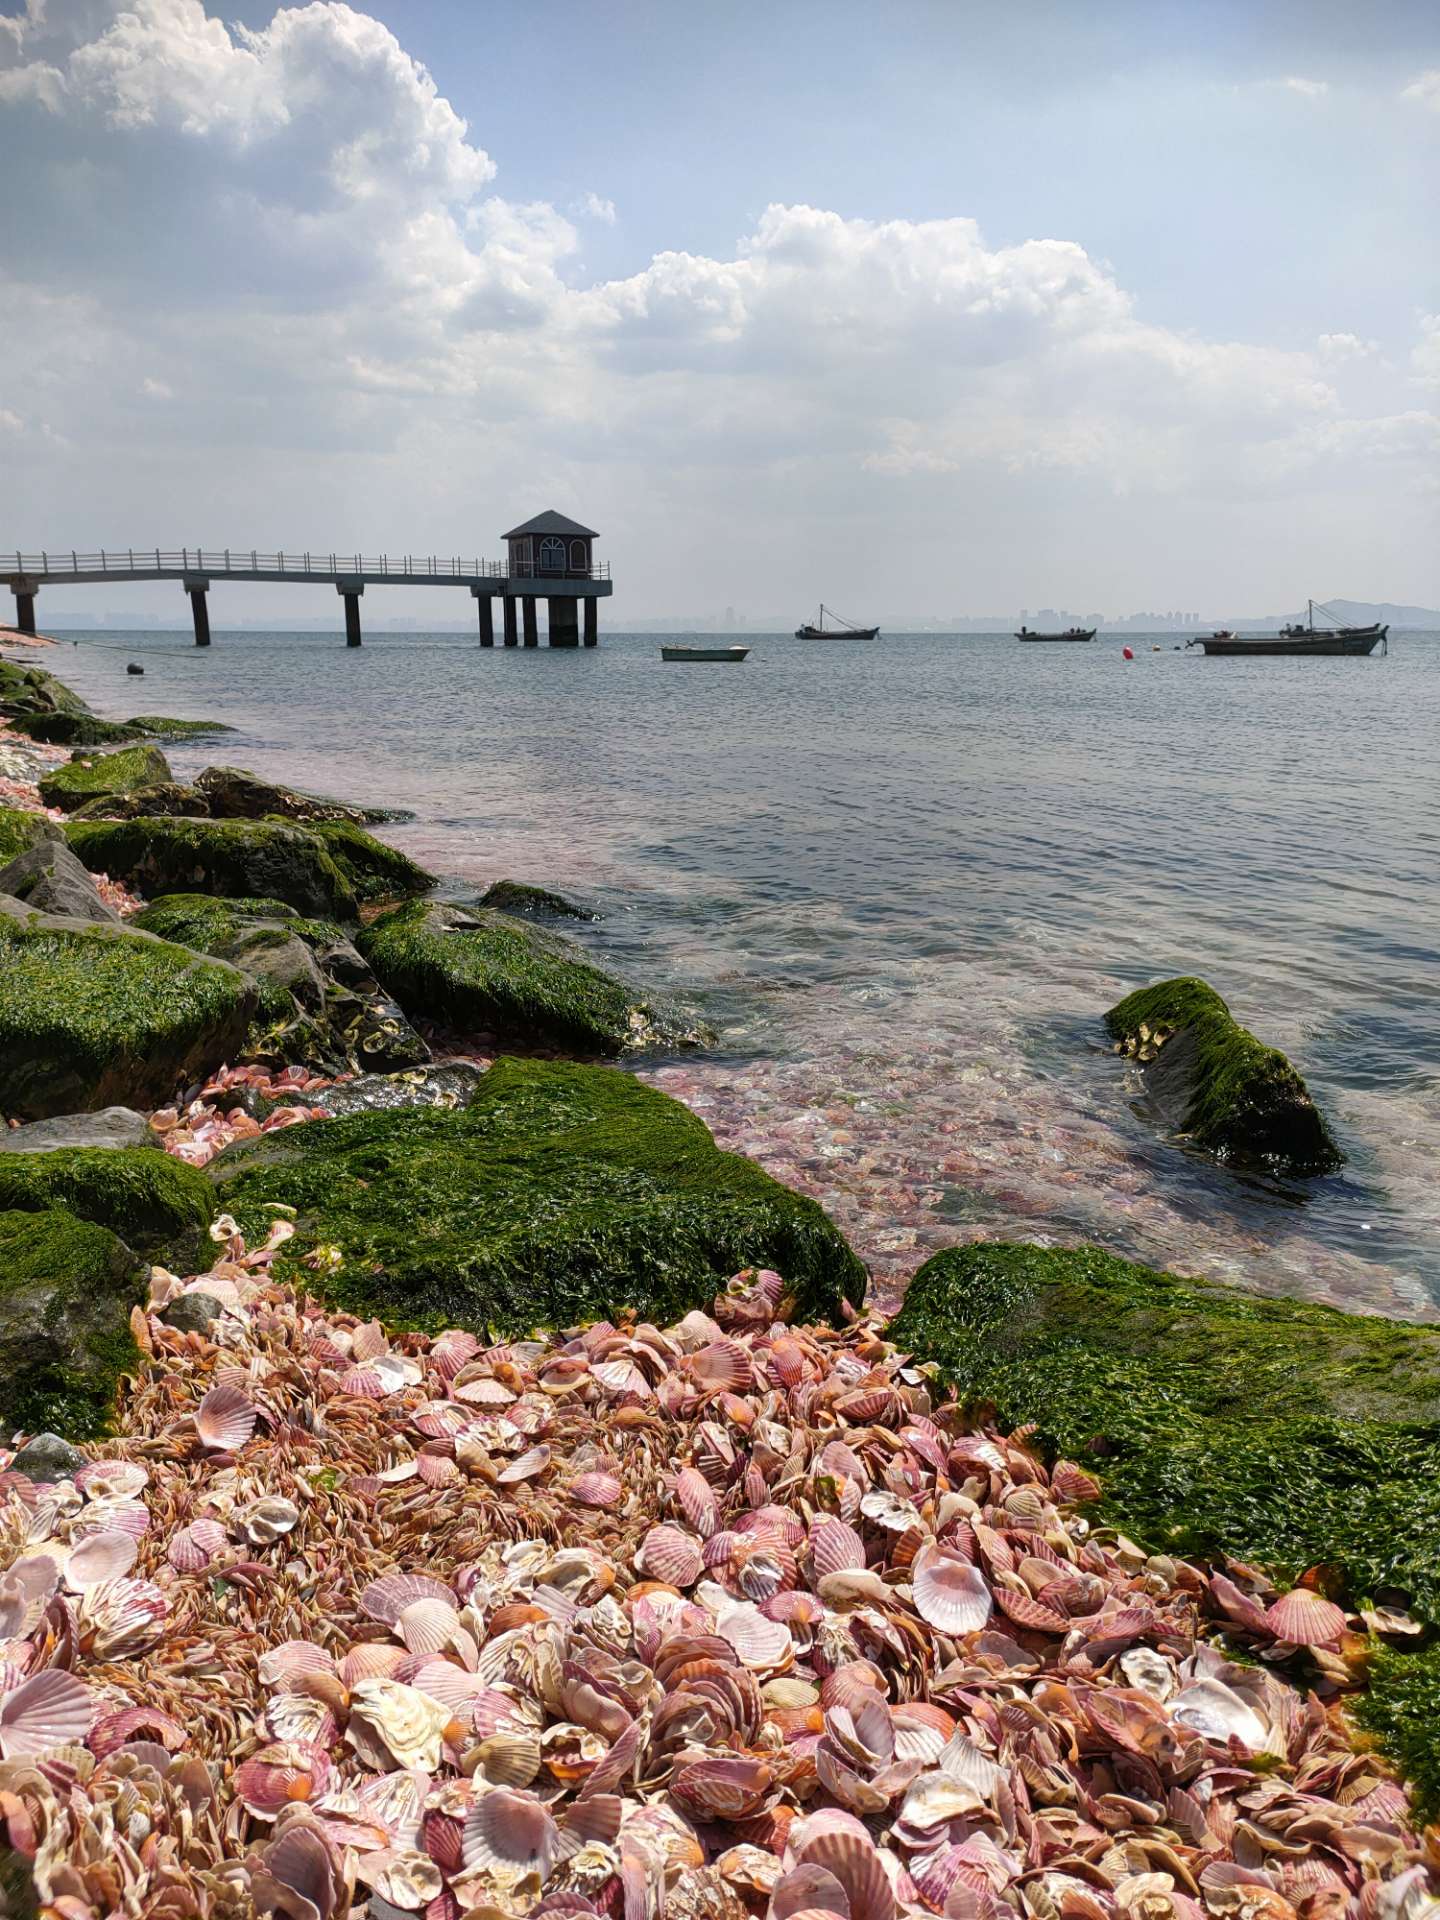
[0, 1209, 145, 1438]
[0, 899, 257, 1119]
[37, 743, 172, 813]
[195, 764, 412, 824]
[478, 878, 597, 921]
[64, 817, 433, 918]
[359, 899, 711, 1055]
[0, 1108, 154, 1153]
[891, 1240, 1440, 1618]
[0, 838, 120, 924]
[210, 1056, 865, 1334]
[278, 1061, 486, 1116]
[1104, 974, 1343, 1175]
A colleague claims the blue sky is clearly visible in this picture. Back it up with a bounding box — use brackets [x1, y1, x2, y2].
[1, 0, 1436, 622]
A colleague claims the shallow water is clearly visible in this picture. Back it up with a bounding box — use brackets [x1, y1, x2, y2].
[40, 626, 1440, 1316]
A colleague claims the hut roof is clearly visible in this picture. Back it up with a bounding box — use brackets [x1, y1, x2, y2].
[503, 510, 598, 540]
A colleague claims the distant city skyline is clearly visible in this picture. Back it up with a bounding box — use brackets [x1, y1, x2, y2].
[2, 0, 1437, 618]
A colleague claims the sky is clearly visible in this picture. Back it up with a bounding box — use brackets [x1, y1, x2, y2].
[1, 0, 1437, 624]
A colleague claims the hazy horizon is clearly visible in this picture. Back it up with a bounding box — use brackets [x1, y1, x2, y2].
[2, 0, 1437, 623]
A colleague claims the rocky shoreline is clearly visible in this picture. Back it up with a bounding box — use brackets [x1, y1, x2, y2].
[1, 644, 1437, 1917]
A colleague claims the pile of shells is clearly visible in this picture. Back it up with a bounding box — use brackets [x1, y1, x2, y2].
[0, 1223, 1435, 1920]
[150, 1065, 336, 1166]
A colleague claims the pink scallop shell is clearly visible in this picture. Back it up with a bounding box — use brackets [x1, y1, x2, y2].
[64, 1528, 139, 1590]
[195, 1381, 258, 1452]
[361, 1573, 455, 1626]
[0, 1668, 96, 1759]
[257, 1640, 338, 1687]
[1265, 1587, 1347, 1647]
[637, 1524, 703, 1587]
[911, 1548, 993, 1635]
[568, 1471, 622, 1510]
[496, 1445, 551, 1485]
[167, 1517, 230, 1572]
[675, 1466, 719, 1537]
[810, 1518, 867, 1577]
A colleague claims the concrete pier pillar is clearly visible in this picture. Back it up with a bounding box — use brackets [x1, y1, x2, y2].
[472, 588, 495, 647]
[183, 576, 211, 647]
[502, 597, 518, 647]
[522, 596, 538, 648]
[10, 584, 37, 636]
[337, 579, 364, 647]
[547, 597, 580, 648]
[583, 597, 598, 648]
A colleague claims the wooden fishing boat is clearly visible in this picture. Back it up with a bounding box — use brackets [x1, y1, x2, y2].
[660, 644, 750, 662]
[1014, 626, 1097, 643]
[795, 604, 879, 639]
[1190, 601, 1388, 657]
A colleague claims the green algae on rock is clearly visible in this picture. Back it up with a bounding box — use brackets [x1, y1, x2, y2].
[0, 807, 62, 865]
[133, 892, 430, 1074]
[0, 1208, 145, 1438]
[1354, 1642, 1440, 1823]
[65, 817, 361, 918]
[891, 1240, 1440, 1617]
[0, 903, 257, 1119]
[124, 715, 234, 739]
[360, 899, 710, 1056]
[37, 742, 173, 812]
[479, 878, 597, 921]
[0, 1146, 212, 1260]
[210, 1056, 865, 1336]
[1105, 975, 1343, 1176]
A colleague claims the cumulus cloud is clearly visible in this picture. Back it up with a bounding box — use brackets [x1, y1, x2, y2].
[1279, 76, 1329, 98]
[1401, 68, 1440, 110]
[0, 0, 1434, 603]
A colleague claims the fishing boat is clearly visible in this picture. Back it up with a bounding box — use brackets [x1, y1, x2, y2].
[1189, 601, 1388, 658]
[1014, 626, 1097, 643]
[795, 605, 880, 640]
[660, 644, 750, 662]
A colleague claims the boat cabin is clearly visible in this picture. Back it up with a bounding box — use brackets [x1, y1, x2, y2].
[503, 510, 598, 580]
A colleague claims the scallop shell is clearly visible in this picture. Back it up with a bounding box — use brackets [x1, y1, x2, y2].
[792, 1829, 895, 1920]
[258, 1640, 338, 1687]
[346, 1677, 452, 1772]
[266, 1691, 339, 1747]
[341, 1643, 411, 1685]
[771, 1865, 854, 1920]
[361, 1572, 456, 1625]
[88, 1704, 186, 1758]
[398, 1597, 463, 1656]
[232, 1495, 300, 1546]
[351, 1319, 389, 1361]
[461, 1785, 560, 1880]
[1169, 1678, 1269, 1750]
[637, 1523, 704, 1587]
[74, 1575, 168, 1658]
[690, 1340, 754, 1392]
[74, 1459, 149, 1500]
[568, 1471, 622, 1509]
[167, 1517, 230, 1572]
[339, 1366, 386, 1399]
[911, 1547, 993, 1635]
[0, 1668, 96, 1758]
[717, 1602, 793, 1671]
[1050, 1459, 1102, 1504]
[418, 1447, 463, 1489]
[468, 1729, 543, 1787]
[71, 1496, 150, 1540]
[233, 1741, 331, 1816]
[63, 1527, 138, 1590]
[809, 1518, 867, 1576]
[672, 1754, 774, 1819]
[676, 1466, 719, 1538]
[255, 1824, 344, 1920]
[363, 1850, 443, 1911]
[1265, 1587, 1347, 1647]
[195, 1380, 258, 1451]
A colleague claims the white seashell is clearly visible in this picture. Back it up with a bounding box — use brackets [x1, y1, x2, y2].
[397, 1597, 462, 1656]
[1119, 1647, 1176, 1701]
[911, 1545, 993, 1634]
[232, 1495, 300, 1546]
[1170, 1678, 1269, 1751]
[63, 1528, 138, 1590]
[70, 1496, 149, 1540]
[363, 1848, 443, 1910]
[496, 1445, 551, 1485]
[356, 1769, 431, 1849]
[361, 1572, 454, 1625]
[717, 1600, 792, 1670]
[0, 1556, 61, 1637]
[346, 1677, 453, 1771]
[195, 1381, 258, 1451]
[258, 1640, 337, 1687]
[74, 1576, 168, 1658]
[461, 1785, 559, 1883]
[74, 1459, 149, 1500]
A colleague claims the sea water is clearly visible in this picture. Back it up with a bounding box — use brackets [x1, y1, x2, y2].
[45, 627, 1440, 1316]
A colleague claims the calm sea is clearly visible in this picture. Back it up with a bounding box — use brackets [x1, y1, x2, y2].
[43, 627, 1440, 1317]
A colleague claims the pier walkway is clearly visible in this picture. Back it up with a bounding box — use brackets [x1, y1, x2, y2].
[3, 526, 614, 647]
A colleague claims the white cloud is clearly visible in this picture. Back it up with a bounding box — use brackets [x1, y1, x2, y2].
[1401, 68, 1440, 111]
[579, 191, 616, 224]
[140, 376, 173, 399]
[0, 56, 62, 106]
[0, 406, 23, 433]
[1317, 332, 1378, 364]
[1278, 76, 1328, 99]
[1413, 315, 1440, 388]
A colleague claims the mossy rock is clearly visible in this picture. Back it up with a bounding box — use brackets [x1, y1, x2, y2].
[1105, 976, 1343, 1176]
[64, 817, 360, 918]
[38, 743, 173, 813]
[195, 765, 408, 824]
[480, 878, 596, 921]
[307, 821, 433, 903]
[70, 781, 206, 820]
[211, 1056, 865, 1336]
[0, 903, 258, 1119]
[0, 1209, 145, 1438]
[0, 659, 93, 722]
[0, 1146, 212, 1260]
[0, 807, 61, 865]
[133, 893, 429, 1075]
[891, 1241, 1440, 1615]
[359, 899, 711, 1056]
[127, 715, 235, 739]
[11, 711, 140, 746]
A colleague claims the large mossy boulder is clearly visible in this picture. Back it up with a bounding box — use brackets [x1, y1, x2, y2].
[0, 807, 61, 865]
[0, 901, 258, 1119]
[125, 715, 234, 739]
[195, 765, 409, 824]
[37, 743, 172, 813]
[211, 1056, 865, 1336]
[0, 1146, 211, 1260]
[891, 1241, 1440, 1615]
[0, 1209, 146, 1438]
[479, 878, 596, 922]
[64, 817, 432, 918]
[1105, 976, 1343, 1176]
[359, 899, 710, 1056]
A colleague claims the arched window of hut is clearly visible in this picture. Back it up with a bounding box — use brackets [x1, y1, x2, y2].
[569, 539, 588, 572]
[539, 537, 566, 574]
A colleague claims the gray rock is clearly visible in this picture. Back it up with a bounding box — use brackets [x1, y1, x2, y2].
[0, 1108, 153, 1154]
[0, 839, 119, 924]
[196, 765, 412, 825]
[159, 1291, 222, 1334]
[282, 1061, 487, 1117]
[10, 1431, 83, 1481]
[478, 878, 597, 921]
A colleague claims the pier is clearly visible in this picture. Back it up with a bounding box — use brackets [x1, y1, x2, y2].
[3, 511, 612, 648]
